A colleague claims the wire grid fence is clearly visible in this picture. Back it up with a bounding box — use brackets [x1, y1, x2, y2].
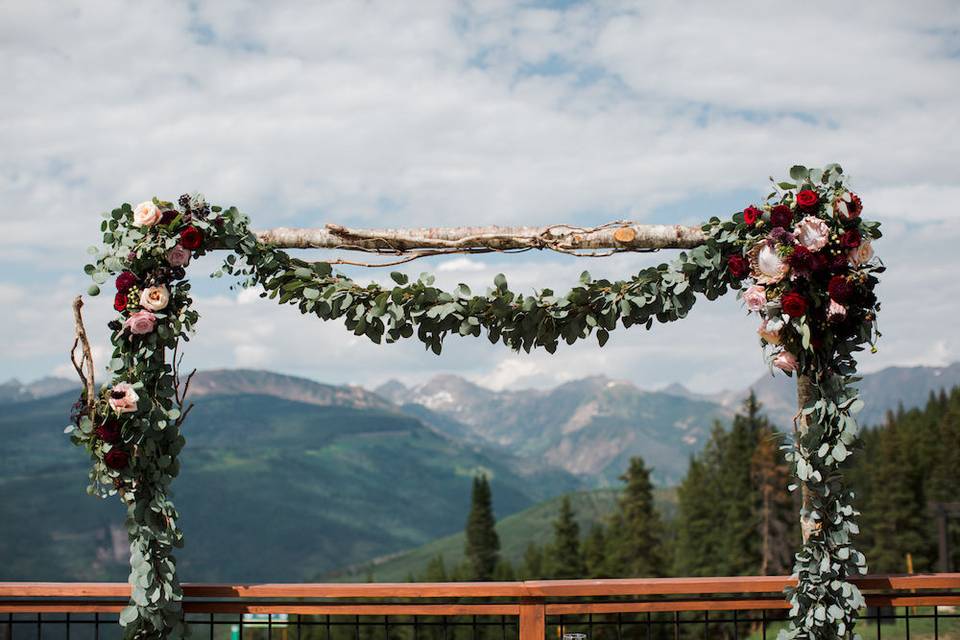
[1, 607, 959, 640]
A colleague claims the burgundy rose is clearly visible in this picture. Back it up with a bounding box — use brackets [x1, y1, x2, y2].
[808, 254, 828, 276]
[160, 209, 178, 225]
[770, 204, 793, 229]
[114, 292, 128, 312]
[796, 189, 819, 210]
[742, 206, 761, 225]
[115, 271, 138, 293]
[104, 449, 129, 470]
[781, 292, 808, 317]
[828, 275, 855, 304]
[727, 255, 749, 279]
[95, 419, 122, 444]
[829, 252, 849, 271]
[841, 228, 861, 249]
[179, 225, 204, 250]
[788, 245, 813, 271]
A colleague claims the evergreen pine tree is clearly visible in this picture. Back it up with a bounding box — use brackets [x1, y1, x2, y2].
[422, 554, 448, 582]
[463, 475, 500, 580]
[582, 524, 607, 578]
[604, 457, 664, 577]
[521, 542, 544, 579]
[545, 496, 585, 578]
[751, 425, 795, 575]
[673, 455, 721, 576]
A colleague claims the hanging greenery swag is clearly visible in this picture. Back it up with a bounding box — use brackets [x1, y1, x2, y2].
[68, 164, 882, 639]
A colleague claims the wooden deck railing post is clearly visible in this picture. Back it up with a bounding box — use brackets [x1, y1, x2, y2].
[519, 597, 545, 640]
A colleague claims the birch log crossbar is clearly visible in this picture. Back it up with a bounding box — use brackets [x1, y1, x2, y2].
[250, 222, 707, 253]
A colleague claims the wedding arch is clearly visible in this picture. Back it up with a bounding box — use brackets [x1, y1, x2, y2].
[68, 164, 882, 639]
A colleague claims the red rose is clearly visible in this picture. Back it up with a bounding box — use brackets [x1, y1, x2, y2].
[796, 189, 819, 210]
[770, 205, 793, 229]
[113, 292, 128, 312]
[727, 255, 749, 279]
[742, 206, 761, 225]
[104, 449, 129, 470]
[840, 229, 861, 249]
[781, 292, 808, 317]
[179, 225, 204, 250]
[115, 271, 138, 292]
[95, 420, 122, 444]
[828, 275, 854, 303]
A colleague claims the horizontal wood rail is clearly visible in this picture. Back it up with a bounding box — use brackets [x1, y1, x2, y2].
[0, 574, 958, 616]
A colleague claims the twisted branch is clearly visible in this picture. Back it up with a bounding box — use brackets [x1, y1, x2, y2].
[70, 296, 96, 421]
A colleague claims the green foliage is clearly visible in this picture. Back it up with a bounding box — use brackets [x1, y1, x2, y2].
[603, 457, 666, 578]
[544, 496, 585, 579]
[463, 475, 500, 580]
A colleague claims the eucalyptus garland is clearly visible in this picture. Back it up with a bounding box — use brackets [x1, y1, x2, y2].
[70, 165, 881, 639]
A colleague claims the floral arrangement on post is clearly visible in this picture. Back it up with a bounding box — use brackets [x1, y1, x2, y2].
[724, 164, 882, 639]
[70, 165, 879, 640]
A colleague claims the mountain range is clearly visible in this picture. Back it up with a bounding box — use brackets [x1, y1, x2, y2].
[1, 362, 958, 582]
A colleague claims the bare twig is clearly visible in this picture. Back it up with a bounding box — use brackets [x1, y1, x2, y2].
[70, 296, 96, 421]
[171, 339, 196, 423]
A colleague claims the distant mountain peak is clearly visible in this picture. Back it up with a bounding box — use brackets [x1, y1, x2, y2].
[187, 369, 394, 411]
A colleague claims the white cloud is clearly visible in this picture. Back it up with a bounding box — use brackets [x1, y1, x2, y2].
[0, 1, 958, 393]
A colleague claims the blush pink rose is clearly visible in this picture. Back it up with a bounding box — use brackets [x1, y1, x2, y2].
[743, 285, 766, 312]
[828, 300, 847, 321]
[167, 244, 192, 267]
[758, 318, 782, 345]
[133, 201, 162, 227]
[139, 285, 170, 311]
[849, 240, 874, 267]
[108, 382, 140, 414]
[793, 215, 830, 252]
[773, 350, 798, 373]
[124, 310, 157, 335]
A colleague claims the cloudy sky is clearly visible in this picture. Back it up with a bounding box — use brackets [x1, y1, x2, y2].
[1, 1, 958, 393]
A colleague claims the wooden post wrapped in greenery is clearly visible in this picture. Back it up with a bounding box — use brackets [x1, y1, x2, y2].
[70, 165, 881, 639]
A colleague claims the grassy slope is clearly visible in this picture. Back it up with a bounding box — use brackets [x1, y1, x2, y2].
[342, 487, 677, 582]
[0, 392, 580, 581]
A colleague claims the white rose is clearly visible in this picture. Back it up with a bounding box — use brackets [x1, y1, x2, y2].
[133, 201, 162, 227]
[793, 215, 830, 252]
[139, 285, 170, 311]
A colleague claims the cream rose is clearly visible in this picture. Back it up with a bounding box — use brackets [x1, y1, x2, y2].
[793, 215, 830, 251]
[849, 240, 874, 267]
[167, 244, 192, 267]
[133, 201, 162, 227]
[755, 244, 788, 284]
[124, 310, 157, 335]
[743, 285, 767, 312]
[773, 350, 798, 373]
[108, 382, 140, 414]
[139, 285, 170, 311]
[758, 318, 782, 345]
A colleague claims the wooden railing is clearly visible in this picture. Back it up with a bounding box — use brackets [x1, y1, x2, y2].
[1, 575, 959, 639]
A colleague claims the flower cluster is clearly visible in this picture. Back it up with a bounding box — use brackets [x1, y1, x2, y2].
[726, 166, 881, 377]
